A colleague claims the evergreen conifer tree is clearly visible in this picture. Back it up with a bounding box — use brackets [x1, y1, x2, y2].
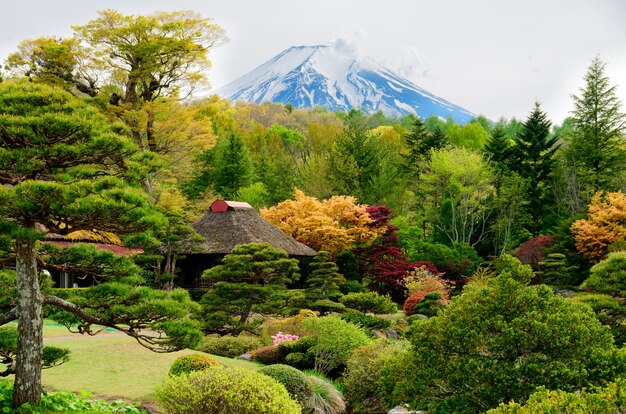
[306, 251, 345, 301]
[570, 57, 626, 192]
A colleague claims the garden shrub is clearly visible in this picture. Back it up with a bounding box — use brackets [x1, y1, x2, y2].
[343, 339, 410, 414]
[581, 251, 626, 296]
[0, 380, 145, 413]
[285, 352, 314, 370]
[309, 299, 346, 315]
[340, 280, 367, 294]
[514, 235, 556, 270]
[302, 316, 371, 375]
[168, 354, 219, 377]
[487, 379, 626, 413]
[250, 345, 285, 364]
[340, 309, 392, 330]
[572, 292, 626, 346]
[265, 309, 317, 338]
[157, 367, 301, 414]
[402, 291, 447, 317]
[307, 375, 346, 414]
[402, 266, 448, 296]
[378, 345, 413, 407]
[395, 271, 626, 413]
[259, 364, 313, 408]
[197, 335, 263, 358]
[339, 291, 397, 314]
[280, 336, 317, 369]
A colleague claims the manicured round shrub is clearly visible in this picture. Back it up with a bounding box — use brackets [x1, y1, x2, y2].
[198, 335, 263, 358]
[265, 309, 317, 338]
[250, 345, 284, 364]
[340, 309, 392, 330]
[259, 364, 313, 408]
[168, 354, 219, 377]
[157, 367, 302, 414]
[339, 291, 397, 314]
[402, 290, 447, 317]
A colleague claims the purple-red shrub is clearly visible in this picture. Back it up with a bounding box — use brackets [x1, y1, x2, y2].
[515, 235, 556, 270]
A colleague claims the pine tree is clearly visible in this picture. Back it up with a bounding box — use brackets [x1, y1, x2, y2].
[214, 133, 254, 199]
[484, 124, 513, 173]
[402, 117, 431, 174]
[570, 57, 626, 191]
[512, 103, 559, 236]
[306, 251, 345, 301]
[0, 81, 201, 407]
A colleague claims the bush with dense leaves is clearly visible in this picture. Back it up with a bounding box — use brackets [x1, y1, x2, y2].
[250, 345, 285, 365]
[581, 251, 626, 296]
[572, 293, 626, 346]
[341, 309, 392, 330]
[0, 380, 145, 413]
[259, 364, 313, 409]
[402, 291, 447, 317]
[514, 235, 556, 270]
[343, 339, 410, 413]
[157, 367, 301, 414]
[279, 336, 317, 370]
[197, 335, 263, 358]
[168, 354, 219, 377]
[487, 379, 626, 413]
[302, 316, 371, 375]
[394, 265, 626, 413]
[339, 291, 397, 314]
[264, 309, 317, 338]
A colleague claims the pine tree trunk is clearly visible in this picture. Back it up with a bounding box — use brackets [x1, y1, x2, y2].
[13, 238, 43, 408]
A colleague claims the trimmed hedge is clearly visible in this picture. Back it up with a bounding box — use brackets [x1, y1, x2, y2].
[168, 354, 219, 377]
[157, 367, 301, 414]
[198, 335, 263, 358]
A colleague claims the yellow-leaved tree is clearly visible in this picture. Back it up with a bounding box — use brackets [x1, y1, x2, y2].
[571, 191, 626, 262]
[260, 190, 382, 254]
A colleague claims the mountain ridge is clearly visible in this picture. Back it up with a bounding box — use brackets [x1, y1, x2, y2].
[215, 45, 475, 123]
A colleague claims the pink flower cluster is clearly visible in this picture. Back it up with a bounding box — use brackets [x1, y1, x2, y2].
[271, 332, 299, 346]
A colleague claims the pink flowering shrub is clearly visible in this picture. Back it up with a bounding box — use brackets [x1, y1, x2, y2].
[271, 332, 299, 346]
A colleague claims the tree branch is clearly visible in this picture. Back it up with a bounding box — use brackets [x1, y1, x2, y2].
[43, 294, 177, 353]
[0, 308, 17, 326]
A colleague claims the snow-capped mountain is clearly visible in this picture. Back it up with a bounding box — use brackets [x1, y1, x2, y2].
[215, 45, 475, 123]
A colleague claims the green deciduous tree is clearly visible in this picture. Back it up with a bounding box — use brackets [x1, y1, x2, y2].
[569, 57, 626, 192]
[0, 81, 201, 407]
[394, 257, 625, 413]
[201, 243, 300, 335]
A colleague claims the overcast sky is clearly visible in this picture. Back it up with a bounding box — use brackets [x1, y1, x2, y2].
[1, 0, 625, 123]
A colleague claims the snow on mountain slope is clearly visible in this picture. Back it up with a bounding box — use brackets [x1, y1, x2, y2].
[215, 45, 476, 123]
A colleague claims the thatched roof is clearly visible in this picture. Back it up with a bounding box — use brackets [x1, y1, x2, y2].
[186, 200, 316, 256]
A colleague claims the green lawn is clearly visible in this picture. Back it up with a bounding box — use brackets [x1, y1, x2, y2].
[10, 323, 262, 404]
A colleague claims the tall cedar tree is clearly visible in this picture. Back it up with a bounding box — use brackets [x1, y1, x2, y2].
[484, 124, 513, 176]
[357, 206, 416, 302]
[570, 57, 626, 192]
[512, 103, 559, 236]
[201, 243, 300, 335]
[0, 82, 201, 407]
[402, 118, 449, 176]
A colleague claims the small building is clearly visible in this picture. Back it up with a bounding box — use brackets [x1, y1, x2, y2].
[177, 200, 316, 288]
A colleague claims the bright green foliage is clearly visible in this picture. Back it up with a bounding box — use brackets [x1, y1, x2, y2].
[402, 117, 446, 175]
[339, 291, 397, 314]
[343, 339, 410, 414]
[581, 251, 626, 296]
[422, 147, 496, 246]
[0, 380, 146, 414]
[511, 102, 559, 235]
[259, 364, 313, 409]
[491, 253, 534, 285]
[569, 57, 626, 192]
[306, 251, 345, 310]
[201, 243, 300, 335]
[572, 293, 626, 346]
[487, 379, 626, 414]
[168, 354, 220, 377]
[340, 309, 392, 330]
[0, 326, 69, 376]
[447, 122, 490, 150]
[302, 315, 371, 375]
[396, 271, 626, 413]
[404, 241, 482, 280]
[157, 366, 302, 414]
[197, 335, 263, 358]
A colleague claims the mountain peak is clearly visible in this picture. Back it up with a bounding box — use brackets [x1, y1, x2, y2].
[215, 45, 475, 123]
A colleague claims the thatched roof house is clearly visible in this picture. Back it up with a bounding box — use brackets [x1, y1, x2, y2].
[177, 200, 316, 288]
